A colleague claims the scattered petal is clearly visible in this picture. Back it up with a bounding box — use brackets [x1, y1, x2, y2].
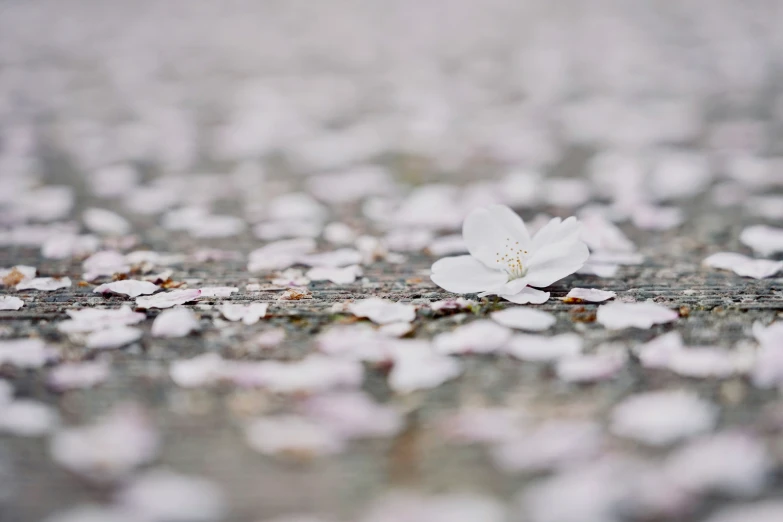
[740, 225, 783, 256]
[118, 469, 226, 522]
[664, 432, 770, 497]
[564, 288, 616, 303]
[85, 327, 143, 350]
[170, 353, 226, 388]
[491, 308, 556, 331]
[198, 286, 239, 298]
[94, 280, 159, 298]
[245, 416, 344, 458]
[704, 252, 783, 279]
[556, 349, 627, 383]
[433, 320, 512, 354]
[0, 400, 58, 436]
[349, 298, 416, 325]
[0, 296, 24, 311]
[82, 251, 130, 281]
[16, 277, 71, 291]
[220, 303, 269, 325]
[610, 390, 717, 446]
[306, 265, 362, 284]
[48, 361, 111, 391]
[152, 308, 200, 338]
[0, 338, 52, 368]
[505, 333, 583, 362]
[136, 289, 202, 309]
[58, 306, 145, 333]
[302, 392, 402, 439]
[83, 208, 131, 235]
[388, 345, 462, 393]
[491, 421, 602, 473]
[50, 404, 159, 482]
[596, 302, 678, 329]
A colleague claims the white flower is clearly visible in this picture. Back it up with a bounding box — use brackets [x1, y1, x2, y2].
[430, 205, 589, 304]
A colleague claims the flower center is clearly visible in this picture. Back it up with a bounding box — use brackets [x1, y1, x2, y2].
[496, 238, 529, 280]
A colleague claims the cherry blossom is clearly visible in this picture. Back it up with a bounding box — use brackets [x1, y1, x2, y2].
[430, 205, 589, 304]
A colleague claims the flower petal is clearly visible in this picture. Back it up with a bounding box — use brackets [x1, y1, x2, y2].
[531, 216, 582, 251]
[488, 286, 550, 304]
[431, 256, 507, 294]
[463, 205, 531, 270]
[525, 240, 590, 288]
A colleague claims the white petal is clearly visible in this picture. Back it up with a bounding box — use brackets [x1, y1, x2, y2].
[118, 469, 226, 522]
[505, 333, 582, 361]
[16, 277, 71, 291]
[664, 432, 771, 497]
[610, 390, 717, 446]
[349, 298, 416, 325]
[496, 286, 551, 305]
[94, 280, 159, 298]
[596, 302, 679, 329]
[136, 289, 202, 309]
[525, 240, 590, 288]
[556, 351, 627, 383]
[245, 416, 344, 457]
[85, 327, 143, 349]
[704, 252, 782, 279]
[430, 256, 507, 294]
[740, 225, 783, 256]
[462, 205, 531, 270]
[490, 308, 555, 331]
[564, 288, 617, 303]
[152, 308, 200, 338]
[531, 216, 582, 251]
[0, 296, 24, 310]
[433, 320, 512, 354]
[198, 287, 239, 298]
